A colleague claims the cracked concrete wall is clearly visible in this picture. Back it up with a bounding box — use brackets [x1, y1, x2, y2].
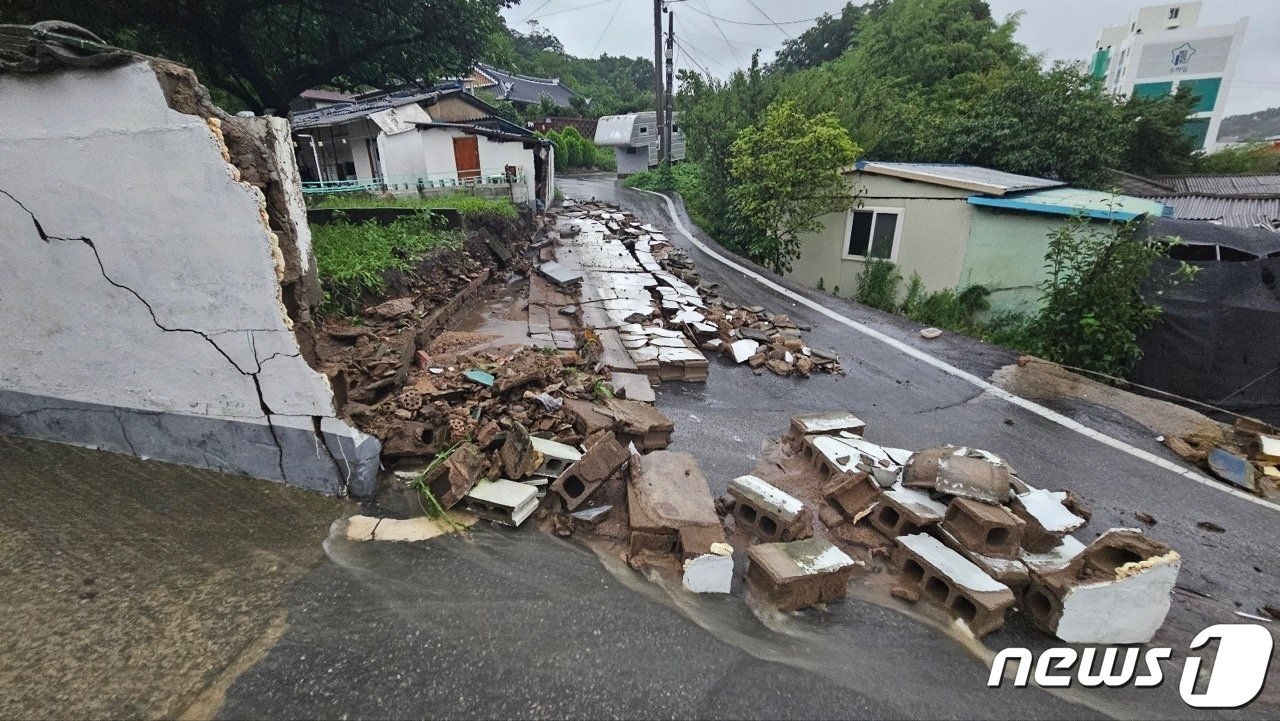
[0, 60, 378, 496]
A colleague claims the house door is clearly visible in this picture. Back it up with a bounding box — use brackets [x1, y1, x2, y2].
[453, 136, 481, 180]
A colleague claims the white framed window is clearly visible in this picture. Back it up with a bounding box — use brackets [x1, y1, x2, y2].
[843, 207, 903, 261]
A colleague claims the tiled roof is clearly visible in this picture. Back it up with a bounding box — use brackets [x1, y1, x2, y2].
[855, 162, 1064, 195]
[474, 63, 578, 107]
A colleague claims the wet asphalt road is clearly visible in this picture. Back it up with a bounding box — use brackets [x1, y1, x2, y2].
[220, 177, 1279, 720]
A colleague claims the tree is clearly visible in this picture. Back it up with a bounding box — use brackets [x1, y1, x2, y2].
[728, 100, 861, 274]
[771, 1, 888, 74]
[1116, 87, 1203, 177]
[2, 0, 513, 113]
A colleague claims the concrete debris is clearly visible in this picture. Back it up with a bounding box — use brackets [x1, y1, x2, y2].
[550, 435, 629, 511]
[728, 475, 813, 542]
[730, 339, 760, 364]
[683, 550, 734, 594]
[895, 533, 1015, 637]
[1164, 417, 1280, 497]
[1023, 529, 1180, 643]
[823, 471, 881, 519]
[940, 497, 1025, 559]
[787, 412, 867, 442]
[499, 421, 542, 480]
[369, 297, 417, 319]
[935, 452, 1011, 504]
[747, 538, 859, 612]
[868, 483, 948, 538]
[530, 436, 582, 479]
[419, 443, 483, 510]
[1207, 447, 1257, 491]
[569, 504, 613, 524]
[628, 450, 724, 559]
[919, 327, 943, 340]
[465, 479, 540, 527]
[594, 398, 674, 450]
[609, 371, 656, 403]
[1010, 488, 1086, 552]
[537, 260, 582, 286]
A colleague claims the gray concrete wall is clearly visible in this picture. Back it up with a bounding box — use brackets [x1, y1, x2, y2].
[0, 60, 378, 496]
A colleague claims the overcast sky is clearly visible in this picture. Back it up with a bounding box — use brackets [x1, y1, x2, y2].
[500, 0, 1279, 116]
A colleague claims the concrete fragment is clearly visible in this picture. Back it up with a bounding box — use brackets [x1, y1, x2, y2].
[941, 497, 1026, 559]
[1010, 488, 1087, 553]
[1207, 447, 1257, 491]
[935, 454, 1010, 503]
[538, 260, 582, 286]
[598, 398, 674, 450]
[746, 538, 859, 612]
[369, 297, 416, 319]
[823, 471, 880, 519]
[729, 339, 760, 363]
[867, 483, 948, 538]
[683, 552, 734, 594]
[610, 372, 656, 402]
[370, 513, 477, 541]
[919, 327, 943, 339]
[902, 446, 954, 489]
[933, 526, 1031, 588]
[895, 533, 1015, 637]
[550, 436, 629, 510]
[465, 479, 540, 527]
[421, 443, 483, 509]
[530, 436, 583, 479]
[788, 412, 867, 441]
[498, 422, 541, 480]
[1023, 529, 1180, 644]
[628, 450, 724, 558]
[570, 505, 613, 524]
[728, 475, 812, 542]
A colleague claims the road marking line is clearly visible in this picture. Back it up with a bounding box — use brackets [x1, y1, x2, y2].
[634, 188, 1280, 512]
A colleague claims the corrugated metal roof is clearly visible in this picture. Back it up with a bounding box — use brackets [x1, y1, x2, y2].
[1152, 174, 1280, 196]
[289, 89, 440, 129]
[855, 162, 1064, 195]
[968, 187, 1166, 221]
[1145, 195, 1280, 230]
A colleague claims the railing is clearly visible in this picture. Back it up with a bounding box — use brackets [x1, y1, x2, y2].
[301, 168, 528, 195]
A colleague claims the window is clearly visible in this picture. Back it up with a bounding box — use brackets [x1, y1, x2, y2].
[639, 126, 649, 134]
[844, 208, 902, 260]
[1169, 7, 1180, 19]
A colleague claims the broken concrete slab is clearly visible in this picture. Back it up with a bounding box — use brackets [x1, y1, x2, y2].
[597, 398, 674, 450]
[1022, 529, 1180, 644]
[498, 422, 541, 480]
[729, 339, 759, 364]
[465, 479, 540, 527]
[1207, 447, 1257, 491]
[902, 446, 955, 489]
[941, 497, 1026, 559]
[537, 260, 582, 286]
[550, 436, 629, 511]
[682, 545, 734, 594]
[628, 450, 723, 558]
[728, 475, 813, 542]
[366, 512, 478, 542]
[933, 526, 1031, 588]
[1010, 487, 1087, 552]
[823, 472, 881, 519]
[935, 453, 1011, 504]
[746, 538, 858, 612]
[420, 443, 483, 509]
[570, 504, 612, 525]
[787, 412, 867, 441]
[609, 372, 656, 402]
[895, 533, 1015, 637]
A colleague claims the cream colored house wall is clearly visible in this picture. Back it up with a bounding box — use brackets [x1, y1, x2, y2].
[787, 173, 974, 300]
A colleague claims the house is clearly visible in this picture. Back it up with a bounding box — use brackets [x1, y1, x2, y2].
[594, 111, 686, 176]
[1112, 171, 1280, 231]
[789, 162, 1167, 315]
[289, 84, 554, 208]
[464, 63, 582, 110]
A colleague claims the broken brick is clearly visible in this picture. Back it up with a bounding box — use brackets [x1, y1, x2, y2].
[549, 436, 629, 511]
[823, 471, 880, 519]
[728, 475, 812, 542]
[628, 450, 721, 558]
[894, 533, 1015, 638]
[941, 497, 1026, 560]
[746, 538, 858, 612]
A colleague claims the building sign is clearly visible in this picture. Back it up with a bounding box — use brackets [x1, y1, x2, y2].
[1135, 35, 1233, 78]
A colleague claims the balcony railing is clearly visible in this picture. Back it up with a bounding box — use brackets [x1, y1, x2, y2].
[301, 168, 528, 195]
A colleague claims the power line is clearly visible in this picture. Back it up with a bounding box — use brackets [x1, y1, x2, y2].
[518, 0, 555, 25]
[699, 0, 742, 65]
[675, 39, 715, 78]
[745, 0, 795, 39]
[590, 0, 625, 55]
[684, 4, 823, 27]
[534, 0, 615, 20]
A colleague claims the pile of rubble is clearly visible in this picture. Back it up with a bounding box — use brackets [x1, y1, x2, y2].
[1164, 417, 1280, 497]
[714, 412, 1182, 642]
[540, 199, 841, 381]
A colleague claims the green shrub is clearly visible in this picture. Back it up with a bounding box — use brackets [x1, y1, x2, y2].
[308, 193, 517, 220]
[312, 213, 462, 314]
[853, 259, 902, 311]
[907, 285, 991, 331]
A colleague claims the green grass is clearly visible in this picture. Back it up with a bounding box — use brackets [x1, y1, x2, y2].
[312, 213, 462, 314]
[308, 193, 519, 220]
[623, 162, 712, 230]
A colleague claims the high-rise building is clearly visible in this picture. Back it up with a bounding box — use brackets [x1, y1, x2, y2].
[1092, 2, 1248, 151]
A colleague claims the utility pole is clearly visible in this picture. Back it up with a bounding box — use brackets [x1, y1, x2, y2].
[664, 7, 674, 167]
[653, 0, 666, 166]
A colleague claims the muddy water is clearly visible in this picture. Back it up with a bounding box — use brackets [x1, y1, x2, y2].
[450, 280, 533, 350]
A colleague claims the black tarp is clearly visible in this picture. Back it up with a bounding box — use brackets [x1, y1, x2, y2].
[1131, 244, 1280, 424]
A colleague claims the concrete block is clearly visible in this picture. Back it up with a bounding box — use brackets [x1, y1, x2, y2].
[729, 339, 759, 363]
[940, 497, 1026, 559]
[1010, 488, 1087, 553]
[935, 453, 1010, 503]
[465, 479, 540, 527]
[537, 260, 582, 286]
[934, 526, 1031, 588]
[902, 446, 954, 489]
[609, 371, 656, 402]
[1023, 529, 1180, 644]
[787, 412, 867, 442]
[823, 471, 880, 518]
[746, 538, 858, 612]
[549, 436, 629, 511]
[530, 436, 582, 479]
[598, 398, 674, 450]
[802, 434, 905, 482]
[894, 533, 1015, 637]
[683, 546, 734, 594]
[867, 483, 947, 539]
[728, 474, 812, 542]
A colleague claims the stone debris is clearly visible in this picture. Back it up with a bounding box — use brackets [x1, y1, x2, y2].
[1163, 417, 1280, 498]
[530, 436, 582, 479]
[746, 538, 859, 612]
[465, 479, 540, 527]
[549, 435, 630, 511]
[683, 544, 734, 594]
[628, 449, 725, 559]
[895, 533, 1016, 638]
[609, 371, 656, 402]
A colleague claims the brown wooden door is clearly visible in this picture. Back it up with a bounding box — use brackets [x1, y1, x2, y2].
[453, 136, 481, 180]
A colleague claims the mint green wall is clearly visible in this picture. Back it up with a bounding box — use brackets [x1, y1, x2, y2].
[958, 209, 1062, 316]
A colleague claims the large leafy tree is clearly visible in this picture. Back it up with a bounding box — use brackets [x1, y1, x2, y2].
[728, 100, 861, 274]
[1, 0, 512, 113]
[770, 0, 888, 74]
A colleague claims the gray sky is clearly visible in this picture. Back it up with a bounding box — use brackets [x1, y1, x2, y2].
[500, 0, 1279, 116]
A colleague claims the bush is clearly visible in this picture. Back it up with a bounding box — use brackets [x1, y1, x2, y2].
[308, 193, 517, 220]
[906, 285, 991, 331]
[623, 162, 712, 229]
[853, 259, 902, 311]
[312, 213, 462, 314]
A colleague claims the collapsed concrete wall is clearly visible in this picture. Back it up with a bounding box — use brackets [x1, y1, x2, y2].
[0, 59, 378, 495]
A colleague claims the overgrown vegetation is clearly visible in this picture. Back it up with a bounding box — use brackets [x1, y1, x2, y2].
[840, 219, 1195, 379]
[1197, 143, 1280, 175]
[312, 213, 462, 314]
[538, 126, 615, 172]
[308, 193, 518, 220]
[623, 162, 713, 231]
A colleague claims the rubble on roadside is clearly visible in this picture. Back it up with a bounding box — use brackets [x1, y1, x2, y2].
[1164, 417, 1280, 497]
